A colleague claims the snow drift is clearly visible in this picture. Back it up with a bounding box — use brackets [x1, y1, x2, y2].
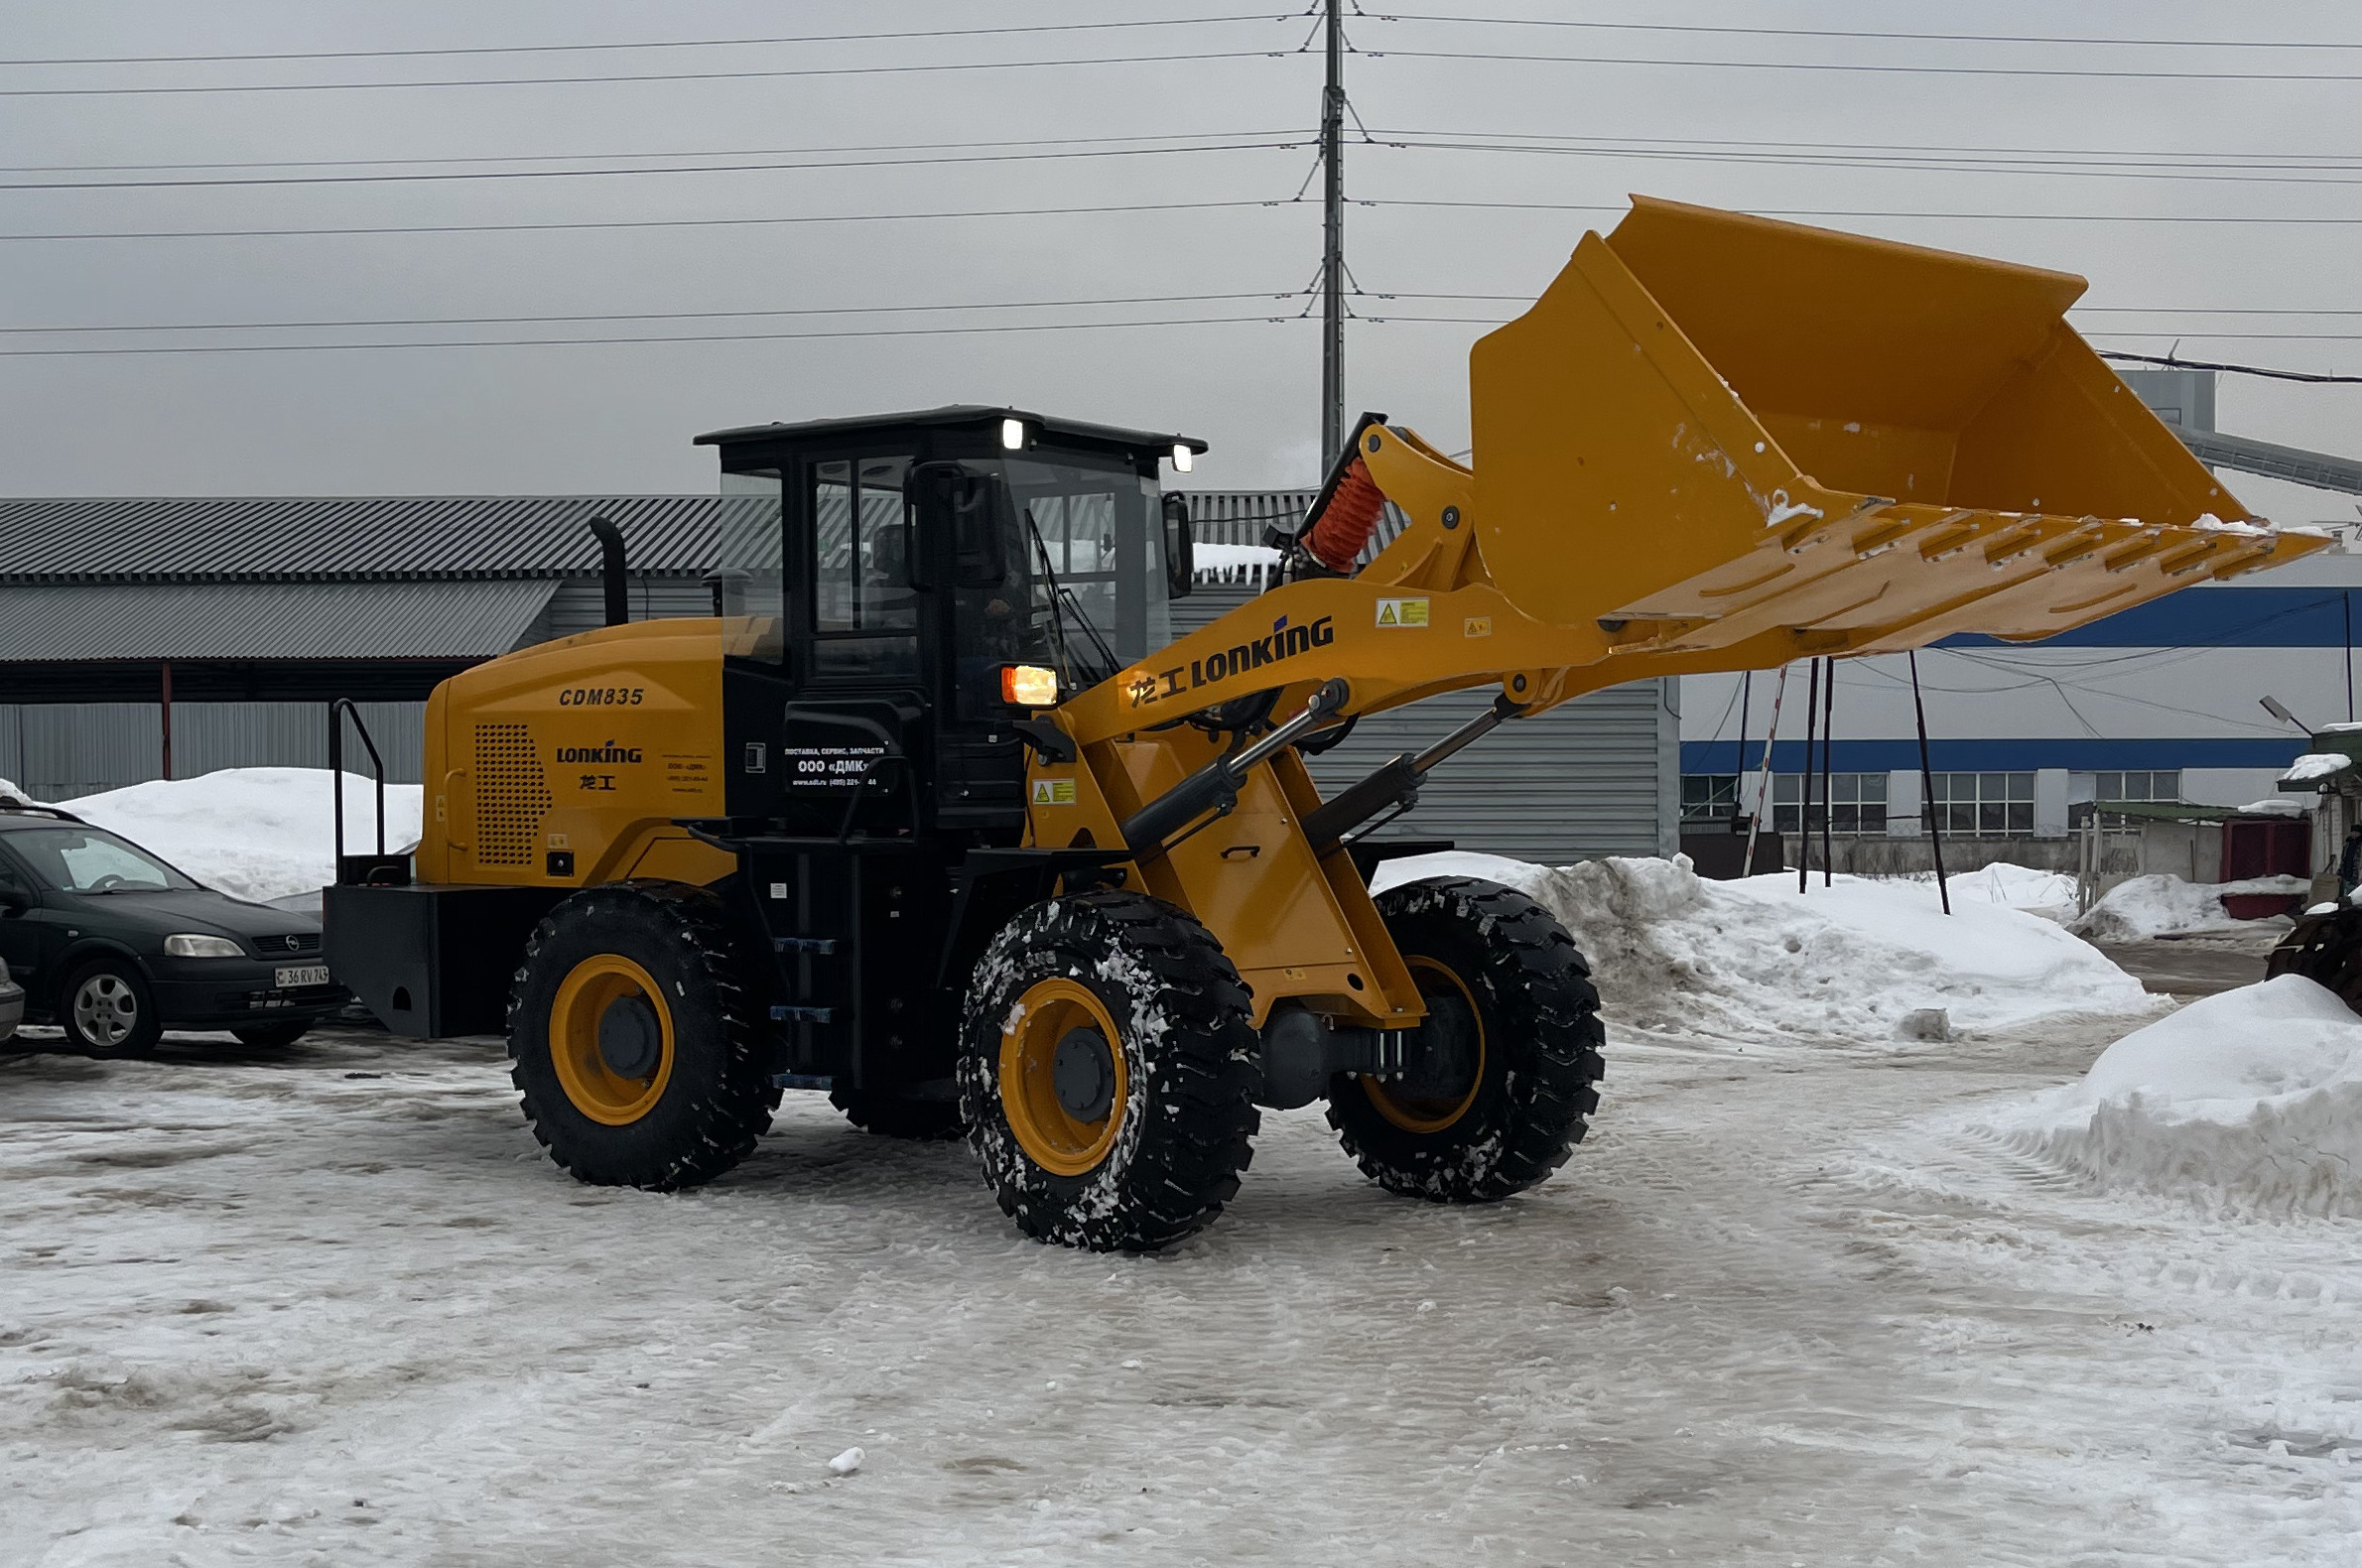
[2070, 872, 2306, 942]
[1978, 976, 2362, 1218]
[1372, 851, 2151, 1043]
[62, 767, 424, 905]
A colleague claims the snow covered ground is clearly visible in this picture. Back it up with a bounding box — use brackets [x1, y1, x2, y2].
[5, 851, 2359, 1562]
[60, 769, 424, 907]
[7, 1007, 2360, 1564]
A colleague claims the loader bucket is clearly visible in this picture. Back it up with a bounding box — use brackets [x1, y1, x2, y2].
[1469, 196, 2315, 654]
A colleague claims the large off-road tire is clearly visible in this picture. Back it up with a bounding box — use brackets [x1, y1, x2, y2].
[508, 881, 779, 1191]
[60, 958, 163, 1058]
[2268, 904, 2362, 1013]
[830, 1087, 966, 1141]
[960, 890, 1261, 1251]
[1328, 876, 1605, 1203]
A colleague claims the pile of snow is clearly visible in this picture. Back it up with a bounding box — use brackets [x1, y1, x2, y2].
[1978, 976, 2362, 1217]
[1937, 861, 2079, 921]
[2238, 798, 2303, 818]
[1371, 851, 2151, 1044]
[62, 767, 423, 905]
[2069, 872, 2307, 942]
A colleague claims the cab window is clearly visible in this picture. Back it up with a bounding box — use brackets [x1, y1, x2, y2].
[812, 456, 920, 681]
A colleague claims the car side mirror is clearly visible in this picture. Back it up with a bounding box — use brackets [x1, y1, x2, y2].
[1162, 492, 1195, 599]
[0, 884, 31, 913]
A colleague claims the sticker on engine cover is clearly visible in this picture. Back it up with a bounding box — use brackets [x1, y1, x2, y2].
[782, 743, 887, 790]
[1031, 778, 1077, 806]
[1376, 597, 1430, 628]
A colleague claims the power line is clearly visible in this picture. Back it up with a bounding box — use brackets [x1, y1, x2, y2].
[0, 14, 1297, 66]
[0, 313, 1305, 357]
[1369, 125, 2362, 171]
[1366, 47, 2362, 84]
[0, 196, 1292, 243]
[1362, 291, 2362, 319]
[2094, 350, 2362, 384]
[1373, 133, 2362, 189]
[0, 138, 1304, 193]
[1362, 198, 2362, 225]
[0, 48, 1288, 98]
[0, 289, 1298, 336]
[0, 127, 1306, 177]
[1376, 13, 2362, 53]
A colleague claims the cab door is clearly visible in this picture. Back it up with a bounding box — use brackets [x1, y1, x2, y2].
[774, 449, 931, 838]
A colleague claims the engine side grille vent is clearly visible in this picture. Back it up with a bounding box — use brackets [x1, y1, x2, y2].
[473, 723, 551, 867]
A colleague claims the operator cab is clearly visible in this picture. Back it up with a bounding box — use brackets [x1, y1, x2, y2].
[694, 406, 1204, 843]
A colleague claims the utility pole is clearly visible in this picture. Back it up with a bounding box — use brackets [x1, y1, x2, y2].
[1319, 0, 1346, 468]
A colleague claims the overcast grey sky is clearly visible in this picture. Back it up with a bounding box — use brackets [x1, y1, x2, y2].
[5, 1, 2362, 519]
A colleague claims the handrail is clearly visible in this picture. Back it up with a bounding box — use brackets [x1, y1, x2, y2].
[328, 698, 388, 878]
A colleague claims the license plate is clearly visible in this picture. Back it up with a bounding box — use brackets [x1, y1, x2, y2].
[275, 965, 331, 988]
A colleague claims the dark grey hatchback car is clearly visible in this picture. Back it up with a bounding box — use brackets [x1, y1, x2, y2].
[0, 803, 349, 1055]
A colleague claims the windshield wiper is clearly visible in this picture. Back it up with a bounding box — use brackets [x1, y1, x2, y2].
[1022, 507, 1117, 687]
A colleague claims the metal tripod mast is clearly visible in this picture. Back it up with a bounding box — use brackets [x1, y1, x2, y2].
[1320, 0, 1346, 468]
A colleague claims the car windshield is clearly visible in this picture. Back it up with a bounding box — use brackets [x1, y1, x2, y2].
[7, 825, 200, 893]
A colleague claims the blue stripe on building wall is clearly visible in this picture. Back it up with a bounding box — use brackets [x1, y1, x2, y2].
[1680, 738, 2309, 773]
[1937, 587, 2356, 649]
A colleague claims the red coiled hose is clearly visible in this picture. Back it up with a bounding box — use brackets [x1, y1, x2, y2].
[1303, 457, 1386, 573]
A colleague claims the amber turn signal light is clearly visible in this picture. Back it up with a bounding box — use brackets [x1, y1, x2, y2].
[1000, 665, 1059, 707]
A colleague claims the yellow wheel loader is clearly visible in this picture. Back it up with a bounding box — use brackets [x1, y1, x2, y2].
[326, 198, 2324, 1250]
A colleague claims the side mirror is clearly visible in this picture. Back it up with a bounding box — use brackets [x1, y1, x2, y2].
[1162, 492, 1195, 599]
[0, 883, 32, 913]
[909, 461, 1005, 590]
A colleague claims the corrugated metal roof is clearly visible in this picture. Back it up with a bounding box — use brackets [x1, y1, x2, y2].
[0, 496, 773, 583]
[0, 580, 560, 662]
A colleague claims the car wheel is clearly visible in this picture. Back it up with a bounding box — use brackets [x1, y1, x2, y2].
[61, 959, 163, 1058]
[230, 1020, 311, 1050]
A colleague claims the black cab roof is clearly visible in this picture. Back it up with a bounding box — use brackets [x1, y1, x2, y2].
[693, 404, 1208, 456]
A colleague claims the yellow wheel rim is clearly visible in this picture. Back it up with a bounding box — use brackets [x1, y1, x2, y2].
[1365, 955, 1487, 1134]
[549, 955, 676, 1126]
[998, 977, 1128, 1177]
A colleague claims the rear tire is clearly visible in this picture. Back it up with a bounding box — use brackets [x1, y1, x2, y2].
[1328, 877, 1605, 1203]
[231, 1020, 311, 1050]
[508, 881, 779, 1191]
[960, 889, 1260, 1251]
[60, 959, 162, 1059]
[830, 1088, 966, 1141]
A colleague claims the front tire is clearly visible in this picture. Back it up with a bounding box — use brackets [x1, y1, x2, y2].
[61, 959, 162, 1058]
[960, 890, 1260, 1251]
[508, 882, 778, 1190]
[1328, 877, 1605, 1203]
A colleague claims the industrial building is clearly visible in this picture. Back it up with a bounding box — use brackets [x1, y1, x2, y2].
[0, 496, 767, 799]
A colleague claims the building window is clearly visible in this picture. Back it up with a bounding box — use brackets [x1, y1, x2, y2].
[1932, 771, 2034, 837]
[1772, 772, 1888, 836]
[2085, 769, 2180, 829]
[1681, 774, 1739, 823]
